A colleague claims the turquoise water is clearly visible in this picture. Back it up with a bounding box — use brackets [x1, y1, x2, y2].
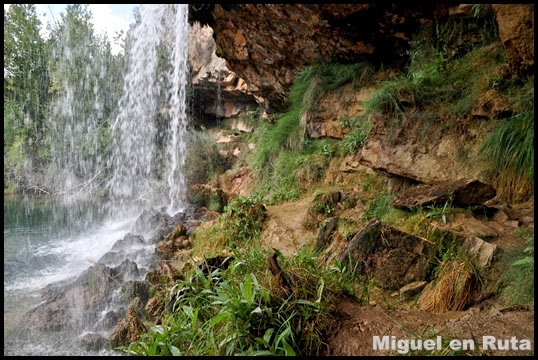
[3, 195, 136, 355]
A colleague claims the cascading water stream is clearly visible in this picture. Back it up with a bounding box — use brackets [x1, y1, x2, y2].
[108, 4, 189, 216]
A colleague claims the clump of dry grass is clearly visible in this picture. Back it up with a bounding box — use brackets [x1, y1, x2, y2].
[419, 260, 479, 313]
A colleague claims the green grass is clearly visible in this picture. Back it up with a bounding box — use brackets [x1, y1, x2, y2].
[341, 115, 371, 155]
[497, 236, 534, 305]
[479, 89, 534, 203]
[191, 195, 266, 257]
[250, 62, 376, 202]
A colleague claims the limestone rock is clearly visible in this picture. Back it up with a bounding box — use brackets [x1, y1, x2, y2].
[392, 178, 496, 210]
[462, 235, 499, 268]
[145, 296, 165, 323]
[111, 233, 146, 252]
[220, 166, 254, 198]
[338, 219, 435, 289]
[189, 22, 258, 119]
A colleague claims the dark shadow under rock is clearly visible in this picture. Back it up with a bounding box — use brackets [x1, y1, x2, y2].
[392, 178, 496, 210]
[339, 218, 435, 290]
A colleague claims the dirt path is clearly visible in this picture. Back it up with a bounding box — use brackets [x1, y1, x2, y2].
[324, 297, 534, 356]
[259, 195, 316, 256]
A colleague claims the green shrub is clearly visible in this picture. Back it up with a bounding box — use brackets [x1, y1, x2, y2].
[251, 62, 375, 197]
[124, 246, 362, 356]
[192, 195, 267, 256]
[361, 191, 393, 221]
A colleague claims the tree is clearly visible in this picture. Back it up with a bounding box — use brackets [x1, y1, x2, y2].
[4, 4, 51, 188]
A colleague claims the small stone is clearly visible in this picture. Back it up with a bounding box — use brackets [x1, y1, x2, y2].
[398, 281, 427, 300]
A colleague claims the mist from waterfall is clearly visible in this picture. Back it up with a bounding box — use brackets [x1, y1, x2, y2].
[108, 4, 189, 216]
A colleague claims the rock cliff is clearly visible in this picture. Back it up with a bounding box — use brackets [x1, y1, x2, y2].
[189, 4, 447, 112]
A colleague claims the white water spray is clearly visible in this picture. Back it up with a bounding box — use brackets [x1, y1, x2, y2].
[109, 4, 189, 215]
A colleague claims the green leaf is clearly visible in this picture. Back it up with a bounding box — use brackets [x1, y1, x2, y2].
[252, 350, 276, 356]
[263, 328, 274, 344]
[513, 257, 533, 266]
[191, 307, 199, 331]
[149, 324, 165, 334]
[207, 311, 231, 327]
[282, 339, 296, 356]
[168, 344, 181, 356]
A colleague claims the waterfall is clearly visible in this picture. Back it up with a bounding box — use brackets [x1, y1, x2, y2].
[3, 4, 191, 356]
[108, 4, 189, 215]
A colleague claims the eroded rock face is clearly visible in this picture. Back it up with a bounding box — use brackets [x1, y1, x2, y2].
[189, 4, 447, 112]
[304, 84, 377, 139]
[357, 114, 494, 183]
[339, 219, 435, 289]
[492, 4, 534, 74]
[189, 22, 258, 119]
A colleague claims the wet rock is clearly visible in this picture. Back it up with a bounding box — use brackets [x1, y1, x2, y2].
[132, 208, 171, 237]
[25, 264, 121, 332]
[338, 219, 435, 289]
[111, 233, 146, 252]
[97, 251, 125, 266]
[116, 258, 140, 281]
[94, 310, 122, 332]
[392, 178, 496, 210]
[315, 217, 339, 250]
[79, 332, 108, 352]
[109, 306, 145, 346]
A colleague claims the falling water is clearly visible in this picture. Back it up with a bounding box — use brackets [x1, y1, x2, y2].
[4, 4, 191, 356]
[109, 4, 189, 215]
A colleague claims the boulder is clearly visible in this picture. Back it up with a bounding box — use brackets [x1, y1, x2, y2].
[338, 219, 435, 289]
[392, 178, 496, 210]
[131, 208, 170, 237]
[79, 333, 108, 352]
